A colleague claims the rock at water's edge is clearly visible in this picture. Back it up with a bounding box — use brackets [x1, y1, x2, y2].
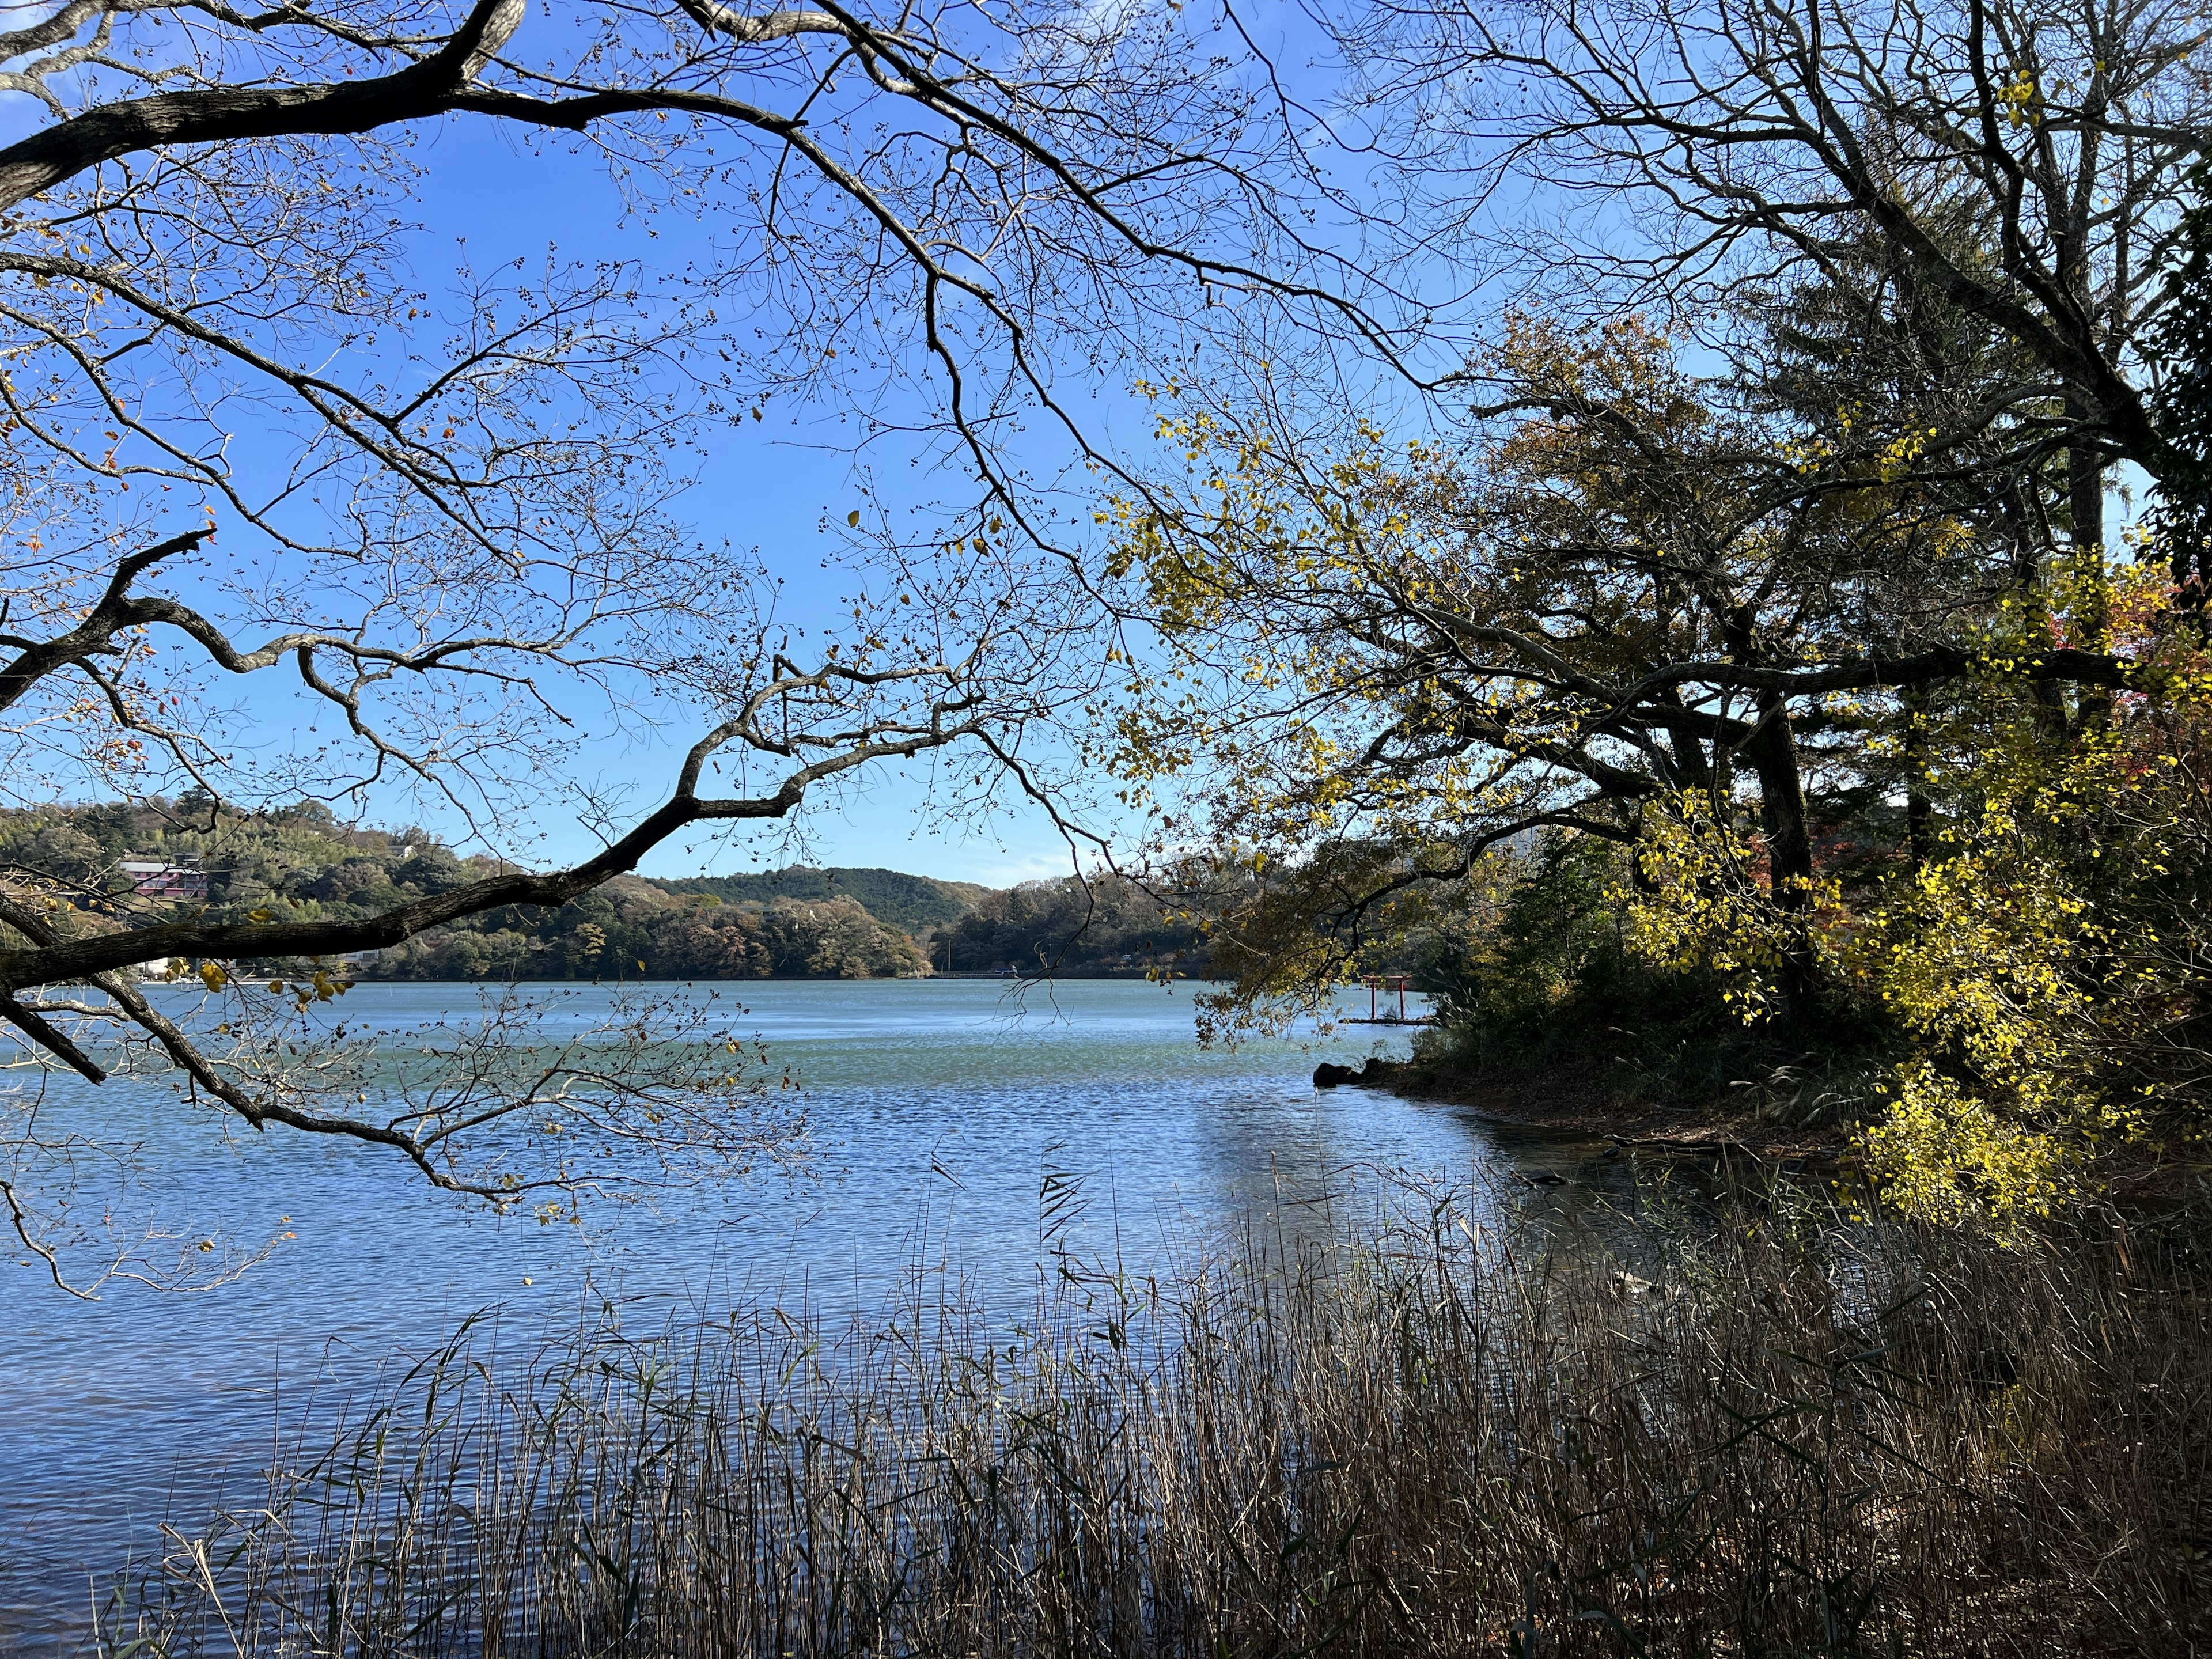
[1313, 1057, 1405, 1089]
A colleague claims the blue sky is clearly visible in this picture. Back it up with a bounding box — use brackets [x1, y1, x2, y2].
[3, 1, 1476, 887]
[400, 126, 1190, 885]
[195, 8, 1437, 887]
[165, 113, 1180, 886]
[400, 131, 1065, 882]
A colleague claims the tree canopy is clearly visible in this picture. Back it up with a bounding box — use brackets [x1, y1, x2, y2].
[1094, 0, 2212, 1230]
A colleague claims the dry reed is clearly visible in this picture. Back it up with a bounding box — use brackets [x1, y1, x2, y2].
[103, 1173, 2211, 1657]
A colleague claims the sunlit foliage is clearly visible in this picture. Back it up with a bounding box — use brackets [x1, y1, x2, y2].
[1101, 309, 2209, 1231]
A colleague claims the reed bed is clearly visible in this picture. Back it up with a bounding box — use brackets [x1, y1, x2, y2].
[105, 1176, 2211, 1657]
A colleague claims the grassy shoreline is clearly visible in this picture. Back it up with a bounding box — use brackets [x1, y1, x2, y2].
[104, 1171, 2210, 1657]
[1331, 1053, 1859, 1165]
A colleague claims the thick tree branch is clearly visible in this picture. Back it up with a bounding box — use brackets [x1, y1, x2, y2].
[0, 708, 974, 994]
[0, 0, 531, 209]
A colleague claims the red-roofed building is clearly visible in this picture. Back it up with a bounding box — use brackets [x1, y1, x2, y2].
[118, 857, 208, 903]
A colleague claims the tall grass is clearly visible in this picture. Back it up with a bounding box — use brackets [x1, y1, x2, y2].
[106, 1176, 2210, 1657]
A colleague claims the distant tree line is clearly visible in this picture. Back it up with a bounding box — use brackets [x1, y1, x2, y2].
[369, 882, 935, 982]
[663, 869, 987, 935]
[0, 801, 936, 979]
[935, 878, 1206, 978]
[0, 801, 1209, 981]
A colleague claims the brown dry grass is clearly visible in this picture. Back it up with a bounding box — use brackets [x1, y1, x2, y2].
[106, 1178, 2211, 1657]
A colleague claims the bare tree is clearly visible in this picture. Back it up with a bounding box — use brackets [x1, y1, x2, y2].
[1349, 0, 2212, 596]
[0, 0, 1407, 1287]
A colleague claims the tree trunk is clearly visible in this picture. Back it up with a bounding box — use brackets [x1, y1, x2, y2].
[2067, 416, 2112, 730]
[1749, 696, 1820, 1014]
[2002, 476, 2072, 735]
[1903, 685, 1931, 870]
[1657, 687, 1712, 793]
[1749, 699, 1813, 911]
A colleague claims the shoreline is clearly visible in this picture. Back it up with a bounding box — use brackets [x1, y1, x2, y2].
[1317, 1056, 1857, 1165]
[323, 968, 1218, 986]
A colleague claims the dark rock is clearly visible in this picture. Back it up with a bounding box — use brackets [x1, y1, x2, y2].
[1314, 1056, 1408, 1089]
[1514, 1168, 1568, 1186]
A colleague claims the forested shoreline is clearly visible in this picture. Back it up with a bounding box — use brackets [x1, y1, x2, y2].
[0, 800, 1207, 982]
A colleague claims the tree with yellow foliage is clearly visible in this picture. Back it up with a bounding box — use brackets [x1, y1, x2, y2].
[1105, 289, 2207, 1229]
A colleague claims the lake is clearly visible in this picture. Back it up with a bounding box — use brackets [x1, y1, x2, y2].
[0, 979, 1623, 1652]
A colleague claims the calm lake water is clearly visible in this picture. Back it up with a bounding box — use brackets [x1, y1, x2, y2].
[0, 979, 1623, 1651]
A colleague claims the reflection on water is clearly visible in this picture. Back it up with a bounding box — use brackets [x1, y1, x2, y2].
[0, 979, 1632, 1650]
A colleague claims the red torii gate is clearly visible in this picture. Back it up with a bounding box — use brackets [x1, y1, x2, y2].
[1360, 974, 1411, 1024]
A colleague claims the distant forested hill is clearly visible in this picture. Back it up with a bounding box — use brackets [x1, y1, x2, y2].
[662, 867, 988, 932]
[937, 876, 1206, 978]
[0, 802, 952, 980]
[0, 803, 1214, 980]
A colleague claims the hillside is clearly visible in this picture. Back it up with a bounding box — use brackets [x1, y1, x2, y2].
[937, 876, 1205, 977]
[662, 867, 988, 933]
[0, 803, 952, 980]
[0, 802, 1210, 980]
